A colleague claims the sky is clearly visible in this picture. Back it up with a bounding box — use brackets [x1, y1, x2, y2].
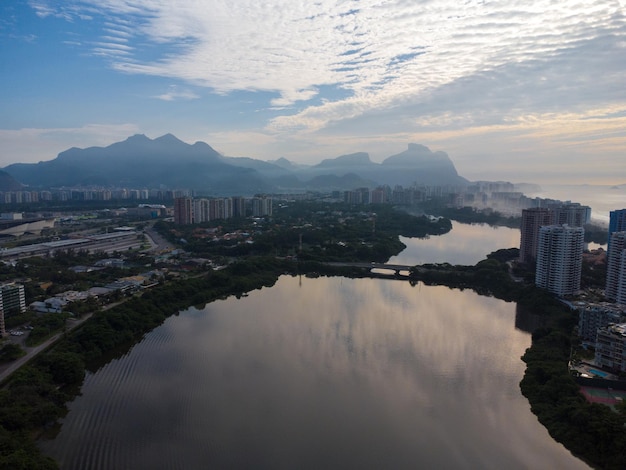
[1, 0, 625, 185]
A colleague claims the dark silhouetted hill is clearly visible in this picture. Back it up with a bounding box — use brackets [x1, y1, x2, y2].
[0, 170, 24, 191]
[3, 135, 467, 193]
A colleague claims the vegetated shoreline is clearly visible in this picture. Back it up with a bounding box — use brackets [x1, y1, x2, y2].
[1, 257, 388, 468]
[407, 256, 626, 470]
[1, 255, 622, 467]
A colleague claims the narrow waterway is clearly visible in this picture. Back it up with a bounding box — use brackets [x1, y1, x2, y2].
[389, 220, 521, 266]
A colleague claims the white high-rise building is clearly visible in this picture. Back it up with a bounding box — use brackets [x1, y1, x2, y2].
[251, 196, 272, 217]
[606, 231, 626, 303]
[535, 225, 584, 297]
[193, 198, 210, 223]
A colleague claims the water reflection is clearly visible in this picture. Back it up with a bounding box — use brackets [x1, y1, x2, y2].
[389, 221, 520, 266]
[515, 303, 548, 335]
[41, 276, 588, 469]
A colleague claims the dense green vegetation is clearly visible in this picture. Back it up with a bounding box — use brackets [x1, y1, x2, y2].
[412, 202, 521, 228]
[157, 201, 452, 262]
[0, 343, 25, 363]
[521, 324, 626, 469]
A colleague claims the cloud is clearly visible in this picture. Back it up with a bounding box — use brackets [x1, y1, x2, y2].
[33, 1, 624, 113]
[22, 1, 626, 183]
[154, 86, 200, 101]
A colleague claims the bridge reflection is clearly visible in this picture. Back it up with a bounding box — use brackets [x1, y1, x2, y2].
[325, 262, 414, 277]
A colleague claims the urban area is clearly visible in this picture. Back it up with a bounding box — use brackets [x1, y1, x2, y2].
[0, 182, 625, 469]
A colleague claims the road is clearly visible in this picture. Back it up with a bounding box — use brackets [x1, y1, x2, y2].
[0, 312, 95, 384]
[0, 296, 132, 384]
[0, 222, 175, 384]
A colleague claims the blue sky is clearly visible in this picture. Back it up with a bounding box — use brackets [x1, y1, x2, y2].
[1, 0, 625, 184]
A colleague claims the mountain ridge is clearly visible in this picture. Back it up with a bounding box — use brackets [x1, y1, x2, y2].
[2, 134, 467, 194]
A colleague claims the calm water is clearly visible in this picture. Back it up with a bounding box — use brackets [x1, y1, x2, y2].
[389, 221, 520, 266]
[41, 275, 588, 469]
[40, 222, 591, 469]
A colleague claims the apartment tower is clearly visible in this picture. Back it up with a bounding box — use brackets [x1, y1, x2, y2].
[606, 231, 626, 303]
[609, 209, 626, 251]
[174, 197, 193, 225]
[519, 208, 554, 265]
[535, 225, 584, 296]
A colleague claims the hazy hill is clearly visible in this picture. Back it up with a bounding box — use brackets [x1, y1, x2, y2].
[379, 144, 466, 186]
[4, 134, 275, 193]
[2, 135, 467, 192]
[0, 170, 24, 192]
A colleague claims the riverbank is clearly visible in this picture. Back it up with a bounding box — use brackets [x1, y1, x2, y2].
[406, 258, 626, 470]
[1, 253, 623, 469]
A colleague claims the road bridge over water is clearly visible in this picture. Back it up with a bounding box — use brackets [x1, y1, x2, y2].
[325, 262, 417, 276]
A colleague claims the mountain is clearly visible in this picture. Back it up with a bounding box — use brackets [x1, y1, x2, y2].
[296, 144, 466, 187]
[379, 144, 466, 186]
[0, 170, 24, 192]
[316, 152, 373, 168]
[2, 135, 467, 193]
[3, 134, 276, 193]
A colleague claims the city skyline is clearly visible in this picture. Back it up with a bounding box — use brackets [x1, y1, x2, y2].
[1, 1, 625, 184]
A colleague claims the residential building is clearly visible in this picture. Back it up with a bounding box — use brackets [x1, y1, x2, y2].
[370, 187, 387, 204]
[251, 196, 272, 217]
[0, 283, 26, 334]
[576, 302, 625, 343]
[174, 197, 193, 225]
[605, 231, 626, 303]
[551, 203, 591, 227]
[193, 198, 210, 223]
[609, 209, 626, 251]
[519, 208, 554, 265]
[232, 197, 246, 217]
[535, 225, 584, 296]
[595, 323, 626, 373]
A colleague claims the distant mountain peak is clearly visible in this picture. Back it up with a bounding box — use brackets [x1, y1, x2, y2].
[316, 152, 373, 168]
[154, 133, 184, 144]
[125, 134, 150, 143]
[407, 143, 430, 152]
[1, 134, 467, 191]
[382, 144, 453, 166]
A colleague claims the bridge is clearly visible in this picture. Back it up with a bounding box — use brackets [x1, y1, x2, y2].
[325, 262, 417, 276]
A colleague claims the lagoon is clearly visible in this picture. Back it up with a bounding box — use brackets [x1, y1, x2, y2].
[41, 274, 588, 469]
[40, 221, 590, 469]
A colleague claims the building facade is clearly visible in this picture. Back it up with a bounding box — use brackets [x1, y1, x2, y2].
[251, 196, 272, 217]
[577, 302, 625, 344]
[519, 208, 554, 265]
[175, 196, 248, 225]
[609, 209, 626, 251]
[606, 231, 626, 303]
[174, 197, 193, 225]
[535, 225, 584, 296]
[551, 204, 591, 227]
[595, 323, 626, 373]
[0, 283, 26, 336]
